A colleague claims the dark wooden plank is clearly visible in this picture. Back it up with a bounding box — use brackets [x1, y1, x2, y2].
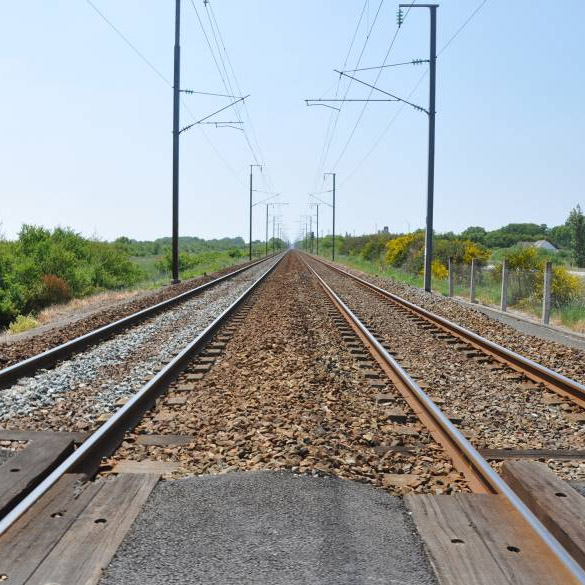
[26, 473, 159, 585]
[405, 493, 577, 584]
[135, 433, 196, 446]
[481, 448, 585, 461]
[0, 429, 88, 444]
[502, 460, 585, 570]
[0, 474, 101, 585]
[0, 435, 74, 517]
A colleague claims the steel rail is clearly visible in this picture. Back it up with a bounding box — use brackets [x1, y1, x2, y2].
[0, 253, 285, 537]
[305, 259, 585, 584]
[0, 254, 279, 389]
[309, 255, 585, 408]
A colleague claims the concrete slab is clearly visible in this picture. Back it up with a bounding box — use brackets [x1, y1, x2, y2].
[100, 471, 437, 585]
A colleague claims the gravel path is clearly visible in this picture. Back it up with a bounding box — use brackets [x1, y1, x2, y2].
[0, 259, 278, 433]
[309, 259, 585, 481]
[100, 472, 438, 585]
[109, 253, 468, 495]
[0, 258, 268, 368]
[332, 261, 585, 385]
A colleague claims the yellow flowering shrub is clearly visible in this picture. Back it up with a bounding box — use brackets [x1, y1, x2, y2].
[462, 241, 491, 264]
[385, 232, 422, 267]
[431, 259, 448, 279]
[534, 265, 583, 307]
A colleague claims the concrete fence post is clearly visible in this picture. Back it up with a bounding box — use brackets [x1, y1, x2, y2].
[542, 261, 552, 324]
[470, 258, 476, 304]
[500, 259, 508, 312]
[448, 257, 454, 297]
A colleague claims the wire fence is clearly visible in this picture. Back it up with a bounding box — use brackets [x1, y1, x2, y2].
[433, 261, 585, 332]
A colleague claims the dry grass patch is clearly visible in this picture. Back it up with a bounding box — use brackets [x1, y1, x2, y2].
[36, 289, 144, 326]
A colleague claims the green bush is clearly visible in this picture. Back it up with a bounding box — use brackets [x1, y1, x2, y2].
[0, 225, 145, 328]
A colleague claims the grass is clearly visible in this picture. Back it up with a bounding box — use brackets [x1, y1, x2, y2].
[130, 250, 250, 290]
[8, 314, 41, 334]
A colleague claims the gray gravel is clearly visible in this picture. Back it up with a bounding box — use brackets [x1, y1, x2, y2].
[100, 471, 437, 585]
[569, 482, 585, 497]
[0, 260, 277, 427]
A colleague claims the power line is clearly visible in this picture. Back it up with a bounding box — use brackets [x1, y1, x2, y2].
[189, 0, 273, 196]
[191, 1, 262, 171]
[206, 1, 277, 195]
[438, 0, 489, 56]
[312, 0, 369, 190]
[85, 0, 249, 190]
[330, 2, 417, 172]
[339, 0, 490, 186]
[343, 59, 429, 73]
[314, 0, 386, 193]
[84, 0, 171, 87]
[206, 3, 273, 185]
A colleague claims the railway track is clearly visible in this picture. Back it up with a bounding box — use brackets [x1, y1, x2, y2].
[308, 254, 585, 408]
[0, 254, 279, 387]
[1, 251, 585, 584]
[305, 254, 585, 481]
[0, 256, 283, 435]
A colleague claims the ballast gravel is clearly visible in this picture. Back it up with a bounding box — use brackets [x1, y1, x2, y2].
[0, 260, 277, 432]
[335, 261, 585, 385]
[110, 253, 467, 495]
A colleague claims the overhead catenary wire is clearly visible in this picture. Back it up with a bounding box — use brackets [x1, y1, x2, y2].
[313, 0, 385, 194]
[329, 2, 417, 172]
[186, 0, 279, 211]
[438, 0, 489, 56]
[312, 0, 370, 190]
[84, 0, 249, 188]
[339, 71, 428, 187]
[338, 0, 491, 186]
[84, 0, 171, 87]
[343, 59, 429, 73]
[205, 1, 276, 194]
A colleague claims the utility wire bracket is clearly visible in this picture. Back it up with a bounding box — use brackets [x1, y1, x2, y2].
[179, 89, 242, 98]
[334, 70, 429, 115]
[342, 58, 429, 74]
[179, 94, 250, 134]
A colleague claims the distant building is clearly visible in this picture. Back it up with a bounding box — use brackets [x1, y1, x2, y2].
[519, 240, 558, 252]
[383, 226, 389, 233]
[534, 240, 557, 251]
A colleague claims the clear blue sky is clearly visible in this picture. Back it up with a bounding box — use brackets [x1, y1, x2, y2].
[1, 1, 584, 243]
